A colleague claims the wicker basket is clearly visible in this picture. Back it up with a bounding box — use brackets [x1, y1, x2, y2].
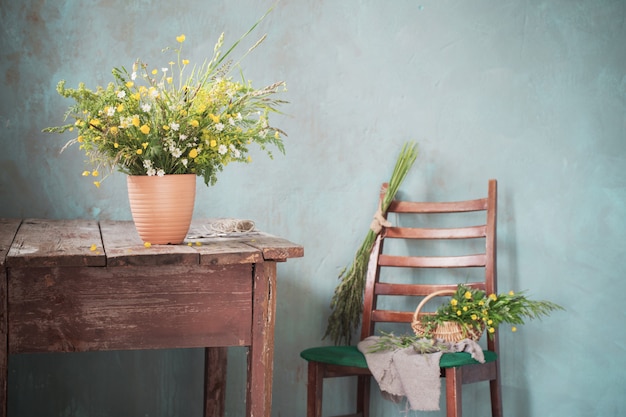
[411, 289, 484, 343]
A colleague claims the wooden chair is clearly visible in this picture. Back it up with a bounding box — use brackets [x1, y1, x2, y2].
[300, 179, 502, 417]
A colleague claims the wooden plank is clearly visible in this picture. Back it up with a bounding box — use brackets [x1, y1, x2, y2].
[100, 220, 199, 267]
[8, 264, 253, 353]
[6, 219, 104, 267]
[0, 219, 21, 267]
[242, 232, 304, 261]
[187, 220, 303, 262]
[194, 240, 264, 266]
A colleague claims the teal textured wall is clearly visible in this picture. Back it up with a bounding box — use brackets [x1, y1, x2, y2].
[1, 0, 625, 416]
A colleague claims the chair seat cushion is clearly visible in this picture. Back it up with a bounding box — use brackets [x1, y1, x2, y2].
[300, 345, 497, 369]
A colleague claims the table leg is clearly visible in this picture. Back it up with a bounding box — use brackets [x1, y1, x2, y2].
[247, 262, 277, 417]
[204, 347, 227, 417]
[0, 267, 7, 417]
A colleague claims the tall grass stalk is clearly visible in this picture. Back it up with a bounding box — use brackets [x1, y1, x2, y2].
[324, 142, 418, 345]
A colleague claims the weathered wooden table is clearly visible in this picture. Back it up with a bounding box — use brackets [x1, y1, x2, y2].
[0, 218, 303, 417]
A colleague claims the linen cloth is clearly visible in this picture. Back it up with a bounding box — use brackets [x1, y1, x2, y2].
[357, 336, 485, 411]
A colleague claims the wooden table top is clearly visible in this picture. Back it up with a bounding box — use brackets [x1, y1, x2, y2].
[0, 218, 303, 268]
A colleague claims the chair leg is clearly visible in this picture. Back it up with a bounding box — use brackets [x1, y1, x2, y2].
[307, 361, 324, 417]
[356, 375, 371, 417]
[445, 367, 462, 417]
[489, 365, 503, 417]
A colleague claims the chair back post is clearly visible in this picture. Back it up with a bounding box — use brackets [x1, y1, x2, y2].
[485, 179, 499, 354]
[360, 183, 389, 341]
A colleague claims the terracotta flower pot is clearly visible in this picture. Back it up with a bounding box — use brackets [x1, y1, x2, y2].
[127, 174, 196, 244]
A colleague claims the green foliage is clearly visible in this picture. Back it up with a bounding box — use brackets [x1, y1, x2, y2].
[43, 10, 287, 187]
[367, 331, 451, 354]
[419, 285, 565, 339]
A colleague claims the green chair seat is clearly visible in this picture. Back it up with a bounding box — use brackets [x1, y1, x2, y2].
[300, 345, 497, 369]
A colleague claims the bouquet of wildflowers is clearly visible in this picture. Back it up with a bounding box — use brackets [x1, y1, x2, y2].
[44, 16, 287, 187]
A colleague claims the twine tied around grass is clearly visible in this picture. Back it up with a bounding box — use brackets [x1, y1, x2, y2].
[370, 203, 392, 234]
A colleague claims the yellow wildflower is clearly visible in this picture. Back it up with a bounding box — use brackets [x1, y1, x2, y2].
[190, 119, 199, 127]
[274, 131, 280, 139]
[92, 170, 99, 177]
[90, 244, 97, 251]
[82, 171, 90, 177]
[142, 142, 149, 149]
[487, 319, 493, 325]
[176, 34, 186, 43]
[166, 77, 173, 84]
[117, 104, 124, 112]
[489, 294, 497, 301]
[209, 113, 220, 123]
[140, 124, 150, 134]
[450, 299, 458, 306]
[247, 156, 252, 162]
[132, 115, 140, 127]
[456, 310, 462, 316]
[210, 139, 217, 147]
[509, 291, 515, 296]
[144, 242, 152, 248]
[189, 148, 198, 158]
[182, 59, 190, 65]
[77, 136, 84, 143]
[93, 181, 101, 188]
[463, 306, 468, 312]
[132, 92, 140, 101]
[114, 143, 119, 148]
[471, 314, 478, 321]
[151, 69, 158, 75]
[136, 149, 143, 155]
[511, 327, 517, 332]
[110, 126, 118, 134]
[126, 81, 134, 88]
[464, 291, 472, 299]
[163, 125, 170, 130]
[488, 327, 495, 334]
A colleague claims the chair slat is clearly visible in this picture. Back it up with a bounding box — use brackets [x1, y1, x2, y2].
[371, 310, 414, 323]
[384, 225, 487, 239]
[374, 283, 459, 296]
[388, 198, 488, 213]
[378, 254, 487, 268]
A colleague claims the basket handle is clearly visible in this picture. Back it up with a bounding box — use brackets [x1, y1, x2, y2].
[412, 289, 456, 323]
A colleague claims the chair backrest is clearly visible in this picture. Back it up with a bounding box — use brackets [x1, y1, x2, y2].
[361, 180, 498, 350]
